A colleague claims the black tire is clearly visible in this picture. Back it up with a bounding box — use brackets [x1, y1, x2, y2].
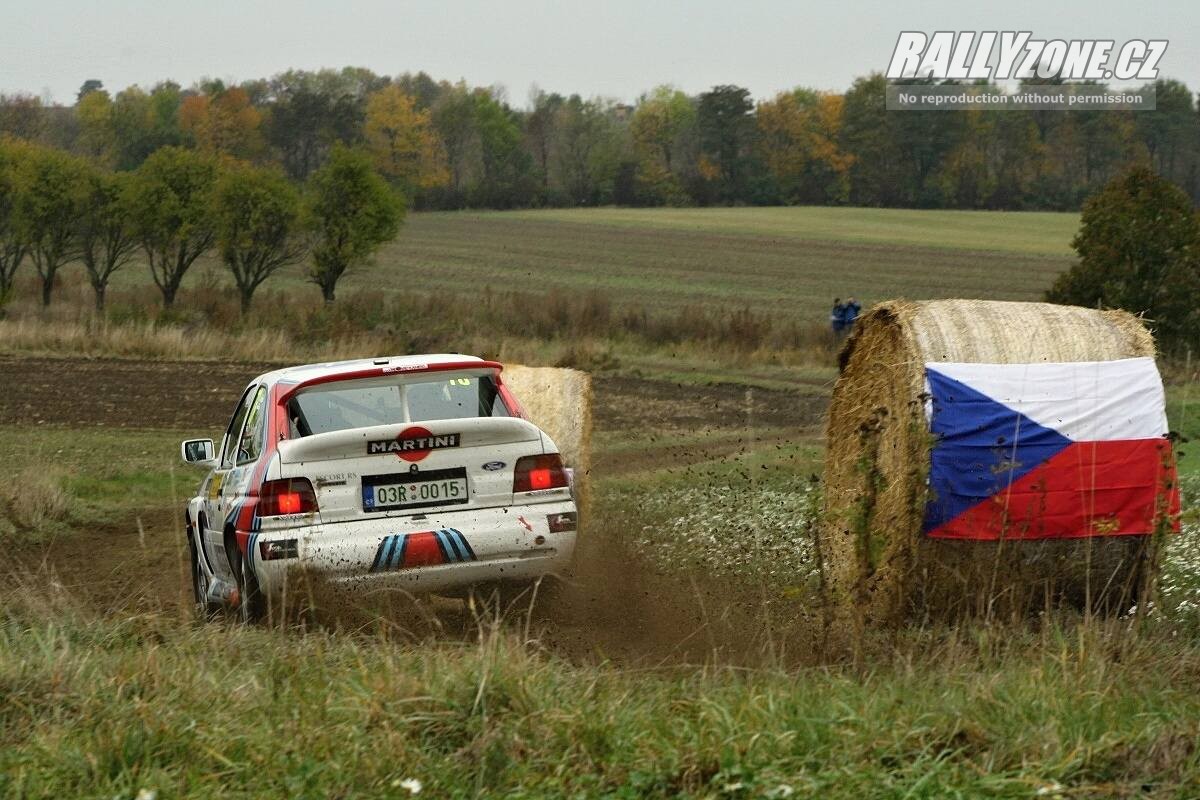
[189, 541, 219, 619]
[238, 548, 267, 623]
[188, 518, 219, 620]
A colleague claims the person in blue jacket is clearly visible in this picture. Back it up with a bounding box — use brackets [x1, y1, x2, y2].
[843, 297, 862, 329]
[830, 298, 847, 336]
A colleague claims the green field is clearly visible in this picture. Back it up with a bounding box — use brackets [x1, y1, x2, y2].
[370, 207, 1078, 318]
[492, 206, 1079, 254]
[96, 206, 1080, 324]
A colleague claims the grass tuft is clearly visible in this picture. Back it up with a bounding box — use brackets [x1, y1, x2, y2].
[2, 464, 70, 532]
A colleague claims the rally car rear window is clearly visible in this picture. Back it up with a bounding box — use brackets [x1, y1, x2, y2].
[288, 374, 509, 437]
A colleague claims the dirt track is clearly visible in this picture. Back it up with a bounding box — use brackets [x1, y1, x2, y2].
[1, 354, 828, 662]
[0, 355, 825, 434]
[0, 355, 276, 429]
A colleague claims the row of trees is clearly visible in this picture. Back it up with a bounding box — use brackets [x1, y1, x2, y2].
[0, 139, 401, 312]
[3, 69, 1198, 212]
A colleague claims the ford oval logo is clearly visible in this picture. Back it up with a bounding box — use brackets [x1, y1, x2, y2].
[482, 461, 506, 471]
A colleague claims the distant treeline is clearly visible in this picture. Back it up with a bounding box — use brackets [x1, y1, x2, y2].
[1, 69, 1197, 210]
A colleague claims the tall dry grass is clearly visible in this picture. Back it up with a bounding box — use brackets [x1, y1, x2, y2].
[0, 269, 840, 367]
[1, 464, 70, 532]
[0, 316, 383, 363]
[4, 573, 1200, 797]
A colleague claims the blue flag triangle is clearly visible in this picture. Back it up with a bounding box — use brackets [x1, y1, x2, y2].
[923, 367, 1072, 533]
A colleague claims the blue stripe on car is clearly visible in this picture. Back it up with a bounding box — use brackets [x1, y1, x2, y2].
[440, 529, 464, 561]
[432, 530, 453, 562]
[370, 538, 388, 572]
[247, 532, 259, 579]
[448, 528, 476, 560]
[384, 535, 402, 570]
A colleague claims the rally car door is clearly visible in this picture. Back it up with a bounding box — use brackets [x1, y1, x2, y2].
[202, 385, 259, 580]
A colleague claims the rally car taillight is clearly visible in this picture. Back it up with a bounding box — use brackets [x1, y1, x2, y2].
[258, 478, 318, 516]
[513, 454, 569, 493]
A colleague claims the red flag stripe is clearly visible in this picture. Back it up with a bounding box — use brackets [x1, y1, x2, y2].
[927, 438, 1179, 540]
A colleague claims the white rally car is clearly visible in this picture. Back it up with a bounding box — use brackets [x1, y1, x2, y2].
[181, 355, 578, 620]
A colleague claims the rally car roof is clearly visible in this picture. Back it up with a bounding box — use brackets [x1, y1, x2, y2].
[257, 354, 493, 388]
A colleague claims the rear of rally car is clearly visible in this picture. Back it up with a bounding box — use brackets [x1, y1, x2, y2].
[247, 360, 578, 598]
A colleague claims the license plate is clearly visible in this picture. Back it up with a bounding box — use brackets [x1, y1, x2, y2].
[362, 468, 469, 512]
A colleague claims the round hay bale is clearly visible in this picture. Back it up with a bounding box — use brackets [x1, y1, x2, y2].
[821, 299, 1169, 623]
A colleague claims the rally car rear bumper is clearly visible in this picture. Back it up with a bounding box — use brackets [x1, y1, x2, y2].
[245, 501, 577, 596]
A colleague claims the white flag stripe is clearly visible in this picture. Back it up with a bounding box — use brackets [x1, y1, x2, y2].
[924, 357, 1167, 442]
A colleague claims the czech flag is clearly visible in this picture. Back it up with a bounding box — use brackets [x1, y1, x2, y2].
[923, 357, 1179, 540]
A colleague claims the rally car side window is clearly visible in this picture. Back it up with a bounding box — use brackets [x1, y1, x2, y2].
[236, 387, 268, 465]
[221, 386, 257, 469]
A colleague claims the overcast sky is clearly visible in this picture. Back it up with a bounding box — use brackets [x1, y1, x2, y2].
[3, 0, 1196, 106]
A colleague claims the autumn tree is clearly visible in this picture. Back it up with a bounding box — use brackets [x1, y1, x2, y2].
[77, 167, 138, 311]
[126, 146, 219, 308]
[1048, 166, 1200, 348]
[306, 145, 402, 303]
[757, 89, 853, 204]
[364, 85, 448, 196]
[16, 145, 87, 306]
[180, 85, 263, 158]
[631, 89, 694, 167]
[629, 86, 695, 205]
[214, 165, 307, 313]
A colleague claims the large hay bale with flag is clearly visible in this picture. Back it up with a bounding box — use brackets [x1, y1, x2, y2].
[502, 365, 593, 506]
[821, 299, 1179, 623]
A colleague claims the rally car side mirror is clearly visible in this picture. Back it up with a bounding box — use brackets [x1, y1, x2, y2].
[181, 438, 217, 468]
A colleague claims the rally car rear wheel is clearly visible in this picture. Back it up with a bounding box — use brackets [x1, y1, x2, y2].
[190, 539, 218, 619]
[238, 551, 267, 623]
